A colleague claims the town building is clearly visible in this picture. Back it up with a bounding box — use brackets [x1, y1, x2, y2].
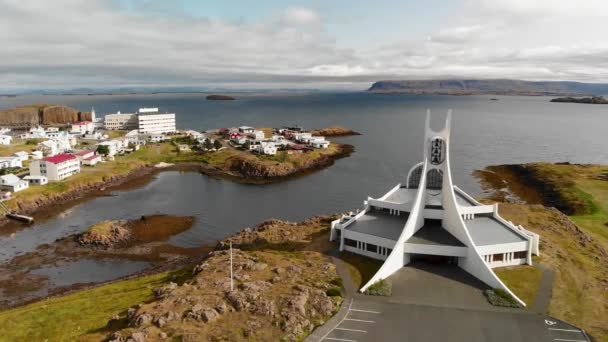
[103, 108, 176, 134]
[238, 126, 256, 134]
[13, 151, 29, 162]
[74, 150, 101, 166]
[104, 112, 139, 130]
[0, 156, 23, 169]
[0, 174, 29, 192]
[29, 153, 81, 181]
[0, 135, 12, 145]
[149, 134, 167, 143]
[71, 121, 95, 134]
[255, 141, 278, 155]
[308, 137, 330, 149]
[31, 151, 43, 160]
[23, 175, 48, 186]
[329, 111, 540, 307]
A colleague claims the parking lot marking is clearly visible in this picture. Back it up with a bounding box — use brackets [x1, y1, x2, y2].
[324, 338, 358, 342]
[335, 327, 367, 333]
[320, 298, 354, 341]
[344, 318, 376, 323]
[553, 339, 587, 342]
[549, 328, 581, 332]
[350, 309, 380, 314]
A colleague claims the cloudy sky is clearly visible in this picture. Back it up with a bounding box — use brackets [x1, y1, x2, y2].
[2, 0, 608, 91]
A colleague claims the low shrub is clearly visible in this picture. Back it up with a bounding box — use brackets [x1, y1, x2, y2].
[330, 277, 343, 288]
[484, 289, 522, 308]
[325, 287, 342, 297]
[364, 279, 391, 296]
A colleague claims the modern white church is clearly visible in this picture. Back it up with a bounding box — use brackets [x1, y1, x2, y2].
[329, 111, 540, 306]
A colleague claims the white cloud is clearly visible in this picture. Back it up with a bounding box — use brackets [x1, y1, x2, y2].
[282, 7, 321, 26]
[1, 0, 608, 91]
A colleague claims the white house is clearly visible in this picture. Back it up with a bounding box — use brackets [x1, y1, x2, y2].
[0, 128, 11, 135]
[31, 151, 43, 160]
[248, 130, 265, 140]
[149, 134, 167, 143]
[23, 175, 48, 186]
[238, 126, 256, 134]
[37, 140, 59, 156]
[71, 121, 95, 134]
[0, 157, 23, 169]
[29, 153, 80, 181]
[0, 135, 12, 145]
[45, 127, 60, 133]
[96, 140, 122, 156]
[308, 137, 329, 149]
[13, 151, 29, 162]
[329, 111, 540, 307]
[74, 150, 101, 166]
[20, 126, 47, 139]
[294, 132, 313, 143]
[257, 141, 277, 155]
[0, 174, 29, 192]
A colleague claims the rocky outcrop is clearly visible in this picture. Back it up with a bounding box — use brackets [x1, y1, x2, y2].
[223, 144, 354, 181]
[206, 94, 235, 100]
[77, 220, 130, 247]
[0, 104, 91, 126]
[311, 126, 361, 137]
[109, 217, 342, 341]
[550, 96, 608, 104]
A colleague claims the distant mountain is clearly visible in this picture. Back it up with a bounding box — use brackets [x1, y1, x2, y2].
[368, 79, 608, 96]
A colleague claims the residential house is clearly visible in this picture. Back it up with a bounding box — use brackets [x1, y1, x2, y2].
[257, 141, 277, 155]
[45, 127, 60, 133]
[0, 128, 11, 135]
[23, 175, 48, 185]
[31, 151, 43, 160]
[271, 135, 289, 148]
[97, 140, 123, 156]
[0, 156, 23, 169]
[247, 130, 265, 141]
[13, 151, 29, 162]
[29, 153, 80, 181]
[71, 121, 95, 134]
[149, 134, 167, 143]
[74, 150, 101, 166]
[19, 126, 47, 139]
[238, 126, 256, 134]
[308, 137, 330, 149]
[37, 140, 59, 156]
[0, 174, 29, 192]
[0, 135, 12, 145]
[294, 132, 313, 143]
[287, 144, 310, 154]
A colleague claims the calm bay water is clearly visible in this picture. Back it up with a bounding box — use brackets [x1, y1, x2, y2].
[1, 92, 607, 264]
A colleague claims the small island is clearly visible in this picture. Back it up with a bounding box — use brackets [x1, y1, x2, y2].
[311, 126, 361, 137]
[206, 94, 235, 101]
[550, 96, 608, 104]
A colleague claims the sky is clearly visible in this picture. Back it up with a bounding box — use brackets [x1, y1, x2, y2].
[2, 0, 608, 91]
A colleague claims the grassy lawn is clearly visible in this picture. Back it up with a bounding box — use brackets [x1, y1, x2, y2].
[337, 251, 382, 288]
[0, 268, 191, 342]
[494, 265, 543, 307]
[0, 138, 42, 155]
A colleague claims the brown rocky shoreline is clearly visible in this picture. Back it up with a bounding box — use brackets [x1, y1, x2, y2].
[311, 126, 361, 137]
[107, 216, 342, 342]
[197, 143, 354, 184]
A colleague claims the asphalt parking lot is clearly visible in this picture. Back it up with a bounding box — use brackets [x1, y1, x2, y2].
[319, 297, 590, 342]
[313, 264, 591, 342]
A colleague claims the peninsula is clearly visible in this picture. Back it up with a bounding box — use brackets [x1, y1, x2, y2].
[550, 96, 608, 104]
[368, 79, 608, 96]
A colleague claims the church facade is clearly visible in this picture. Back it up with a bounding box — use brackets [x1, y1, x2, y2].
[329, 111, 540, 306]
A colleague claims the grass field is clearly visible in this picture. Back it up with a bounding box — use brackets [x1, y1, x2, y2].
[494, 265, 543, 307]
[0, 268, 191, 342]
[488, 163, 608, 341]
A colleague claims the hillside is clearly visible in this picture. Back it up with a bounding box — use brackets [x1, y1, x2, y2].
[0, 104, 91, 126]
[368, 79, 608, 96]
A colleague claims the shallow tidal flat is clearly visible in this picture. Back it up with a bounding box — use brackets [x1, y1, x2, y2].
[0, 214, 210, 308]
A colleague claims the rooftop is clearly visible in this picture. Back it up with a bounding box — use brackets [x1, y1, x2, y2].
[466, 216, 527, 246]
[345, 211, 408, 241]
[405, 220, 465, 246]
[43, 153, 76, 164]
